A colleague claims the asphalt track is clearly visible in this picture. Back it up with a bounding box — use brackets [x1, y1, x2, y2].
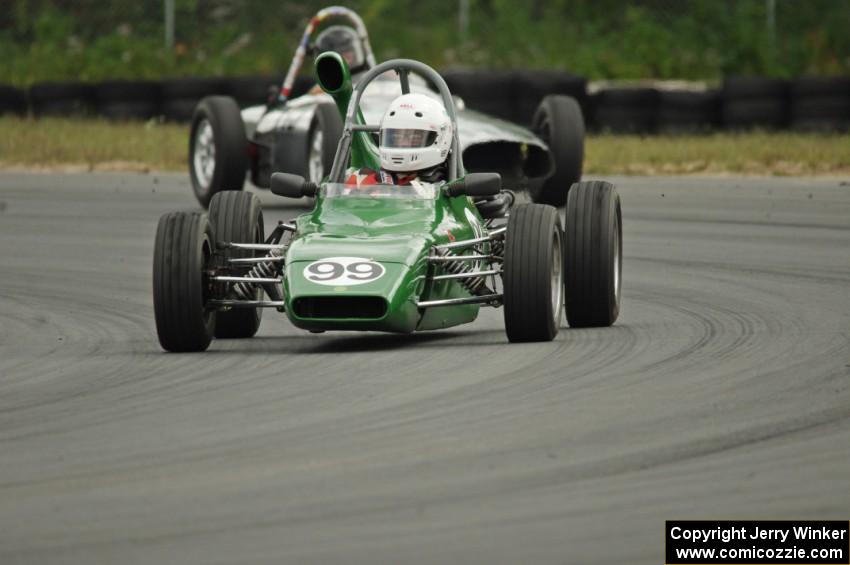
[1, 172, 848, 564]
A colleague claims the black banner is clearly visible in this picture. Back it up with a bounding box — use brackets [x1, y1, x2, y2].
[666, 521, 849, 564]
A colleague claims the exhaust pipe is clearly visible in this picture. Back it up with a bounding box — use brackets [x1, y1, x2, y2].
[315, 51, 353, 108]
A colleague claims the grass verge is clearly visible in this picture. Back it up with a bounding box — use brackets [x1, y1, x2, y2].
[585, 132, 850, 176]
[0, 117, 187, 172]
[1, 117, 848, 176]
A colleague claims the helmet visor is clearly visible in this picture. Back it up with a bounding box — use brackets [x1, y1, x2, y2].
[381, 129, 437, 148]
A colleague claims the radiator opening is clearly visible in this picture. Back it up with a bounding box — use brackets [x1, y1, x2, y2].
[292, 296, 388, 319]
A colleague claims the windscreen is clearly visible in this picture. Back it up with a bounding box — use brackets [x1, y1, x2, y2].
[380, 129, 437, 148]
[323, 182, 436, 200]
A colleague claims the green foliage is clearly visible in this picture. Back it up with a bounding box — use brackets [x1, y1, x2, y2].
[1, 0, 848, 85]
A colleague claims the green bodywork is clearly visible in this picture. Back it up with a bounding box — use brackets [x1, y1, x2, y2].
[282, 53, 486, 333]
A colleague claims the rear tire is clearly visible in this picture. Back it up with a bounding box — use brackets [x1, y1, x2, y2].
[565, 180, 622, 327]
[208, 191, 264, 338]
[530, 95, 585, 207]
[271, 103, 341, 190]
[189, 96, 248, 208]
[503, 204, 564, 343]
[153, 212, 216, 352]
[308, 103, 343, 184]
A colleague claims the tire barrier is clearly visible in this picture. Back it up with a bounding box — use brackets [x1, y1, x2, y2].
[443, 69, 587, 126]
[514, 70, 587, 126]
[227, 75, 312, 108]
[95, 80, 161, 120]
[591, 87, 659, 134]
[789, 76, 850, 132]
[0, 84, 27, 116]
[29, 82, 96, 117]
[228, 75, 283, 108]
[722, 76, 788, 130]
[656, 89, 721, 134]
[443, 69, 517, 123]
[160, 77, 230, 122]
[4, 73, 849, 134]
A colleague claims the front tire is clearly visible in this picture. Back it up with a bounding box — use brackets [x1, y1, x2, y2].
[189, 96, 248, 208]
[530, 95, 585, 207]
[153, 212, 216, 352]
[565, 180, 622, 327]
[503, 204, 564, 343]
[208, 191, 264, 338]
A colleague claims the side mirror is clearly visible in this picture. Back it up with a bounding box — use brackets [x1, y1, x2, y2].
[445, 172, 501, 198]
[270, 172, 319, 198]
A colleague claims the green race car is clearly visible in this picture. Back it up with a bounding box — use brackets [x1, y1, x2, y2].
[153, 55, 622, 352]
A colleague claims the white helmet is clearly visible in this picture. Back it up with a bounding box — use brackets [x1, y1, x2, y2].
[379, 93, 452, 173]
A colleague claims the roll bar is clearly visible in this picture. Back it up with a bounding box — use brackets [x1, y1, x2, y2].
[277, 6, 377, 104]
[329, 58, 464, 182]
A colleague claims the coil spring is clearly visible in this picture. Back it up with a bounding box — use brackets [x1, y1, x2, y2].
[437, 247, 492, 295]
[490, 239, 504, 260]
[231, 249, 283, 300]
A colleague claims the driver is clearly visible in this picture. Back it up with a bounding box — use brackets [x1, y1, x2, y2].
[312, 25, 369, 75]
[345, 93, 452, 190]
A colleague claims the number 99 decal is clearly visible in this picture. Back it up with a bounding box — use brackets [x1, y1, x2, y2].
[303, 257, 386, 286]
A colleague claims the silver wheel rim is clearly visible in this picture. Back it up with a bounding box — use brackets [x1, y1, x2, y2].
[551, 230, 564, 322]
[193, 119, 215, 191]
[308, 129, 324, 184]
[613, 213, 621, 303]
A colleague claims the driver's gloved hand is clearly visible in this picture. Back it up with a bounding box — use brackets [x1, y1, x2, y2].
[266, 85, 282, 107]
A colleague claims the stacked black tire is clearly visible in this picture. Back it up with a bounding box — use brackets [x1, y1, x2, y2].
[656, 89, 721, 134]
[228, 75, 283, 107]
[0, 85, 28, 116]
[161, 78, 230, 122]
[29, 82, 95, 117]
[514, 70, 587, 126]
[443, 69, 586, 126]
[789, 76, 850, 132]
[4, 72, 850, 133]
[722, 77, 788, 130]
[591, 87, 658, 134]
[443, 69, 517, 123]
[95, 80, 160, 120]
